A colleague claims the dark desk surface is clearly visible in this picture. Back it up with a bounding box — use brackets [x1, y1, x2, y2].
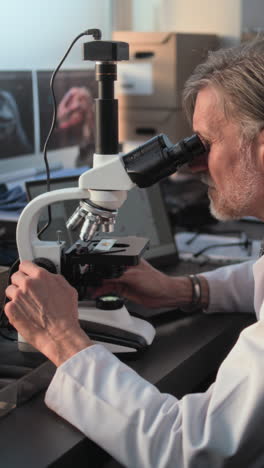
[0, 310, 255, 468]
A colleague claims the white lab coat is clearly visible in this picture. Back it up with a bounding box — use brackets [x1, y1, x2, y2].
[45, 259, 264, 467]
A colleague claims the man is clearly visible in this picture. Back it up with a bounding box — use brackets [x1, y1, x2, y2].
[4, 38, 264, 467]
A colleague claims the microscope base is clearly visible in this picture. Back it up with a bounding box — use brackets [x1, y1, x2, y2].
[17, 303, 156, 354]
[78, 302, 156, 354]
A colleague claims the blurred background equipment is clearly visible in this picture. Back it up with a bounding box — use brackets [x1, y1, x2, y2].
[0, 72, 34, 159]
[37, 69, 97, 167]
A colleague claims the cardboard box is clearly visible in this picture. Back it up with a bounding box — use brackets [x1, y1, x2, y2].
[113, 31, 218, 142]
[118, 107, 190, 144]
[113, 31, 218, 110]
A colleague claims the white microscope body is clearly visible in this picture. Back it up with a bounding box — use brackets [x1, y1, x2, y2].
[16, 153, 156, 353]
[15, 31, 206, 354]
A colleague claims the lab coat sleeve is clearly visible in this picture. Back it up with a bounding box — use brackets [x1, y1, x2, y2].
[201, 260, 255, 314]
[45, 334, 264, 468]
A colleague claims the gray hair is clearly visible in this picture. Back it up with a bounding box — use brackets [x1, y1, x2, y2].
[183, 37, 264, 142]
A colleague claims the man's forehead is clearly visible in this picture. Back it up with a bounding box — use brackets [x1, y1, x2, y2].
[193, 86, 225, 135]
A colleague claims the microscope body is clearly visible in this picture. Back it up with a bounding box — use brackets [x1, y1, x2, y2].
[16, 153, 156, 354]
[16, 34, 206, 354]
[16, 37, 158, 354]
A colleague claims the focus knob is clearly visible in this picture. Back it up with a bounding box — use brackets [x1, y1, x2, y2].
[96, 295, 124, 310]
[33, 257, 57, 274]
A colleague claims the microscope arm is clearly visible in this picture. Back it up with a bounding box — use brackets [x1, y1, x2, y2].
[17, 188, 89, 267]
[16, 154, 135, 268]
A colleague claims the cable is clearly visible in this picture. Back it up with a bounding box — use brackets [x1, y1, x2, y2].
[39, 28, 102, 237]
[193, 240, 252, 258]
[184, 230, 253, 258]
[185, 228, 245, 245]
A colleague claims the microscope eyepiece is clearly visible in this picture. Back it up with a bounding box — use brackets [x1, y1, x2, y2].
[122, 133, 207, 188]
[168, 133, 207, 168]
[181, 133, 206, 155]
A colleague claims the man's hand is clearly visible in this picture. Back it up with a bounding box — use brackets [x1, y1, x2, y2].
[5, 261, 92, 367]
[93, 259, 189, 309]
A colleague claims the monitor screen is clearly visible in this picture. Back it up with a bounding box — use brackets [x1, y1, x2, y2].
[0, 71, 34, 159]
[37, 69, 97, 164]
[25, 175, 178, 267]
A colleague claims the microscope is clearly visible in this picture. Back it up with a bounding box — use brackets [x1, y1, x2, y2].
[16, 33, 206, 354]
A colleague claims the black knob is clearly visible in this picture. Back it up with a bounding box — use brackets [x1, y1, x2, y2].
[33, 257, 57, 274]
[96, 295, 124, 310]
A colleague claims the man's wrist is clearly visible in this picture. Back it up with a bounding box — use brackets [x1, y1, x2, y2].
[166, 275, 209, 311]
[41, 328, 93, 367]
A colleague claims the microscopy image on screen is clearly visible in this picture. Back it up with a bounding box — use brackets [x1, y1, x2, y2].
[0, 71, 34, 159]
[37, 69, 97, 166]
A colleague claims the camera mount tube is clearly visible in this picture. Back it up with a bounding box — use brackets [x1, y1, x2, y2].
[95, 62, 118, 155]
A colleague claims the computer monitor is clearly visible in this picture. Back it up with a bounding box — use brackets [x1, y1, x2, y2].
[37, 69, 97, 165]
[25, 175, 178, 267]
[0, 71, 34, 159]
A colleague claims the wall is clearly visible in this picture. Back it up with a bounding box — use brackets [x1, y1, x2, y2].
[0, 0, 112, 69]
[132, 0, 161, 31]
[132, 0, 242, 46]
[117, 0, 264, 46]
[242, 0, 264, 31]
